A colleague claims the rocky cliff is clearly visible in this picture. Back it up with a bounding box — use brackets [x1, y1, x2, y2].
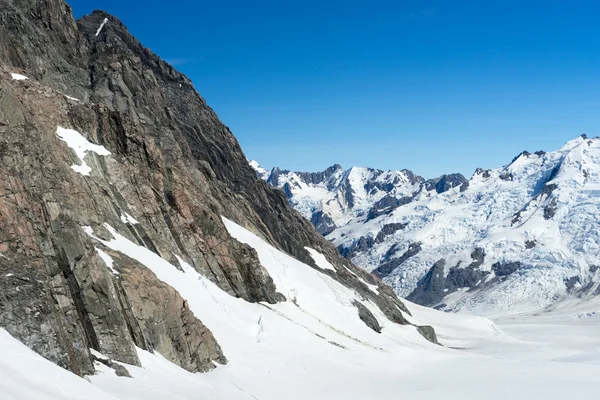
[0, 0, 434, 378]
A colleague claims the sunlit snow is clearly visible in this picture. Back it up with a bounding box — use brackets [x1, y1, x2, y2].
[95, 248, 119, 275]
[10, 73, 28, 81]
[120, 212, 139, 225]
[2, 215, 600, 399]
[95, 18, 109, 37]
[264, 136, 600, 314]
[55, 126, 111, 175]
[304, 246, 336, 271]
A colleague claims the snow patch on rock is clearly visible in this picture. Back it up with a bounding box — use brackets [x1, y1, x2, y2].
[10, 73, 28, 81]
[56, 126, 111, 175]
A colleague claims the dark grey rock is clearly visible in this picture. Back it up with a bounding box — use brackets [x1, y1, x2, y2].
[544, 198, 558, 219]
[511, 209, 523, 226]
[416, 325, 439, 345]
[408, 249, 491, 307]
[468, 247, 485, 268]
[492, 261, 521, 277]
[474, 168, 492, 179]
[310, 211, 337, 236]
[266, 167, 285, 187]
[406, 259, 447, 306]
[425, 173, 467, 194]
[541, 183, 558, 197]
[564, 276, 581, 292]
[446, 264, 490, 289]
[341, 179, 356, 208]
[91, 354, 132, 378]
[266, 165, 343, 187]
[499, 171, 514, 181]
[297, 164, 343, 185]
[353, 300, 381, 333]
[338, 236, 375, 259]
[374, 242, 422, 278]
[525, 240, 536, 249]
[281, 182, 295, 199]
[374, 222, 408, 243]
[366, 196, 413, 221]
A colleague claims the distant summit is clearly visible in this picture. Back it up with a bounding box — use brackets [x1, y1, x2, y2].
[253, 136, 600, 314]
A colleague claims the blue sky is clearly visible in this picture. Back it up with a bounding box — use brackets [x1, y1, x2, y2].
[69, 0, 600, 178]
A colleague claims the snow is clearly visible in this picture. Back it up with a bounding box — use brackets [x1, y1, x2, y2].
[76, 217, 454, 398]
[95, 247, 119, 275]
[0, 328, 119, 400]
[120, 212, 139, 225]
[304, 246, 336, 271]
[10, 73, 28, 81]
[248, 160, 270, 180]
[341, 265, 379, 294]
[89, 349, 109, 360]
[64, 95, 81, 101]
[258, 163, 420, 227]
[2, 214, 600, 398]
[55, 126, 111, 176]
[2, 142, 599, 398]
[260, 137, 600, 314]
[4, 293, 600, 399]
[95, 18, 109, 37]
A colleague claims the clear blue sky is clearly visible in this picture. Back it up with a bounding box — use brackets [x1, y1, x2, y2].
[69, 0, 600, 178]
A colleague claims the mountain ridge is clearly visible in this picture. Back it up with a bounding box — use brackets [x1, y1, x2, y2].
[252, 134, 600, 314]
[0, 0, 436, 385]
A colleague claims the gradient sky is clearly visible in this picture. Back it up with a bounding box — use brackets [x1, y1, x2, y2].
[69, 0, 600, 178]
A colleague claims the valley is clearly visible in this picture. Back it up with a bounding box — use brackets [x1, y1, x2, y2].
[1, 0, 599, 398]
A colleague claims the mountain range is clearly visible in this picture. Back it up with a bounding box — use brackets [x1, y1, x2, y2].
[252, 135, 600, 314]
[2, 0, 600, 398]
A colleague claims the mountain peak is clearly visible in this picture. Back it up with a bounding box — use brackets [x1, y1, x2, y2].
[256, 135, 600, 314]
[77, 9, 129, 38]
[1, 0, 432, 387]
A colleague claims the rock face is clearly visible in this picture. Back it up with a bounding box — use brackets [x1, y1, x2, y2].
[0, 0, 433, 377]
[424, 174, 468, 194]
[353, 300, 382, 333]
[110, 250, 227, 372]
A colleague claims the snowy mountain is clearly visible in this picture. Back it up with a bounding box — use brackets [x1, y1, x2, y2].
[253, 136, 600, 314]
[251, 162, 466, 235]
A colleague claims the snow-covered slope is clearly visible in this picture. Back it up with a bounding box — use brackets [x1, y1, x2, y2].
[254, 136, 600, 314]
[56, 215, 441, 399]
[3, 216, 600, 399]
[5, 290, 600, 400]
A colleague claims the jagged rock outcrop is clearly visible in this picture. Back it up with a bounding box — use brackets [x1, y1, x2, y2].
[353, 300, 382, 333]
[115, 252, 226, 372]
[0, 0, 431, 377]
[424, 173, 468, 194]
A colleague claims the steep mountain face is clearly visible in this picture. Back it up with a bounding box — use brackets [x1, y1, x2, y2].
[254, 137, 600, 314]
[0, 0, 435, 382]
